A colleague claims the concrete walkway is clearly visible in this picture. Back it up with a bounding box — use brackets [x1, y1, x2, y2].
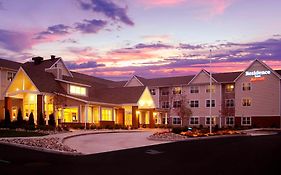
[63, 130, 171, 154]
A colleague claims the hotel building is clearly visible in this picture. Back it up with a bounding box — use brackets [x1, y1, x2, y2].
[0, 57, 280, 128]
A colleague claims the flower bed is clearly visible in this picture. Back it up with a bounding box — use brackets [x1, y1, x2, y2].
[0, 137, 77, 153]
[148, 131, 187, 141]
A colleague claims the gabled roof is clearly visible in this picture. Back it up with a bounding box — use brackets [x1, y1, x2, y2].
[188, 69, 218, 85]
[0, 58, 22, 70]
[124, 75, 145, 87]
[21, 58, 65, 94]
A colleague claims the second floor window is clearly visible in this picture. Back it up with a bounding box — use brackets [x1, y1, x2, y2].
[173, 101, 181, 108]
[69, 85, 86, 96]
[242, 83, 251, 91]
[206, 99, 215, 107]
[172, 87, 182, 95]
[7, 72, 16, 82]
[190, 100, 199, 108]
[190, 86, 199, 93]
[225, 99, 235, 108]
[242, 98, 251, 106]
[161, 101, 169, 109]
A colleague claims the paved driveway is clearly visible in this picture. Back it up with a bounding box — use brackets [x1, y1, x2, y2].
[63, 131, 171, 154]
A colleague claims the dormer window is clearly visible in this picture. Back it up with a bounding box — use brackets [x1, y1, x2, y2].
[69, 85, 86, 96]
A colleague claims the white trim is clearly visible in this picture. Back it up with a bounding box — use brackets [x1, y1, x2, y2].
[49, 58, 73, 77]
[189, 99, 199, 108]
[234, 59, 281, 82]
[172, 116, 181, 125]
[225, 116, 235, 126]
[205, 116, 216, 125]
[188, 69, 218, 85]
[225, 99, 235, 108]
[189, 85, 199, 94]
[241, 98, 252, 107]
[55, 79, 91, 87]
[124, 75, 144, 87]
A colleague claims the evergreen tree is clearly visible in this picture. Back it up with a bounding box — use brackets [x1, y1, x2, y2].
[48, 113, 56, 127]
[17, 108, 23, 128]
[4, 109, 11, 128]
[28, 112, 35, 130]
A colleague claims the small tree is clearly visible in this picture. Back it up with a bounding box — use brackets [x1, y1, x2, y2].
[28, 112, 35, 130]
[48, 113, 56, 127]
[4, 109, 11, 128]
[17, 108, 23, 128]
[37, 112, 45, 127]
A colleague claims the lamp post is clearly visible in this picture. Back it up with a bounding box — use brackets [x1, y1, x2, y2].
[209, 50, 212, 134]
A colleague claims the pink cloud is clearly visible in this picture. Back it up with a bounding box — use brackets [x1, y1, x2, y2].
[137, 0, 185, 7]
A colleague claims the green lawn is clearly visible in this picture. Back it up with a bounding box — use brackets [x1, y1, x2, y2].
[0, 130, 48, 138]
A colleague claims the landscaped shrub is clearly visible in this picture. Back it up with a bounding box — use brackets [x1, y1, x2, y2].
[16, 108, 24, 128]
[28, 112, 35, 130]
[37, 112, 45, 127]
[90, 124, 97, 129]
[48, 113, 56, 127]
[4, 109, 11, 128]
[172, 127, 183, 134]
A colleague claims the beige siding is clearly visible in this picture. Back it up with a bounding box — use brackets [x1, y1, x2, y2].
[235, 61, 280, 116]
[0, 69, 17, 100]
[125, 77, 143, 87]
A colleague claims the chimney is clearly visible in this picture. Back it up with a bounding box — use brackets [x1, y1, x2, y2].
[50, 55, 56, 60]
[32, 56, 44, 65]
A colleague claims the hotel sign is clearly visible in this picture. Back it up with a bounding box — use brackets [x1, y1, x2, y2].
[245, 70, 271, 82]
[245, 70, 271, 77]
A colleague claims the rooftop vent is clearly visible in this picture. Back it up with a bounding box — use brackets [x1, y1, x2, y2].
[32, 56, 44, 65]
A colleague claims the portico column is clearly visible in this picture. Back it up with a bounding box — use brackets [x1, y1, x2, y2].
[4, 97, 12, 117]
[37, 94, 44, 120]
[85, 104, 88, 129]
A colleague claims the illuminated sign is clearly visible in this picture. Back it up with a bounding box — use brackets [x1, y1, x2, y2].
[245, 70, 271, 78]
[250, 77, 265, 82]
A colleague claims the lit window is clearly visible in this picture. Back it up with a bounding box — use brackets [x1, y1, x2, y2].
[190, 100, 199, 108]
[242, 117, 251, 126]
[173, 101, 181, 108]
[190, 86, 199, 93]
[242, 98, 251, 106]
[206, 99, 215, 107]
[225, 84, 234, 92]
[173, 87, 182, 95]
[205, 117, 215, 125]
[150, 89, 156, 95]
[206, 85, 215, 93]
[225, 99, 235, 108]
[101, 108, 113, 121]
[172, 116, 181, 125]
[242, 83, 251, 91]
[226, 117, 234, 125]
[190, 117, 199, 125]
[161, 101, 169, 109]
[69, 85, 87, 96]
[7, 72, 16, 82]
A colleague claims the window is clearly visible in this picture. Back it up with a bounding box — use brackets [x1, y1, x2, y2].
[161, 89, 169, 96]
[172, 116, 181, 125]
[7, 72, 16, 82]
[226, 117, 234, 125]
[206, 99, 215, 107]
[161, 101, 169, 109]
[190, 117, 199, 125]
[206, 85, 215, 93]
[225, 84, 234, 92]
[242, 83, 251, 91]
[69, 85, 86, 96]
[173, 87, 182, 94]
[190, 86, 199, 93]
[225, 99, 235, 108]
[150, 89, 156, 95]
[242, 117, 251, 126]
[190, 100, 199, 108]
[205, 117, 215, 125]
[242, 98, 251, 106]
[173, 101, 181, 108]
[101, 108, 113, 121]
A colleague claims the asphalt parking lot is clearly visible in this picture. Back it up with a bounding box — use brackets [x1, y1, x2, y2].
[1, 133, 281, 175]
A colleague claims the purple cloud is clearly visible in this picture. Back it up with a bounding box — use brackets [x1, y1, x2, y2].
[135, 43, 173, 49]
[0, 29, 33, 52]
[75, 19, 107, 33]
[179, 43, 205, 50]
[66, 60, 105, 69]
[78, 0, 134, 26]
[36, 24, 71, 39]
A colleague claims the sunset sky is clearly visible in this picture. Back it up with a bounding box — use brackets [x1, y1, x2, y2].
[0, 0, 281, 80]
